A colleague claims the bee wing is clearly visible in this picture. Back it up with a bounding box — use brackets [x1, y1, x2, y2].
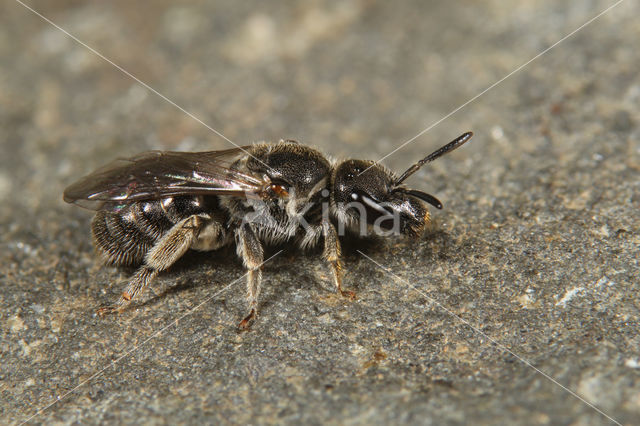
[63, 147, 266, 211]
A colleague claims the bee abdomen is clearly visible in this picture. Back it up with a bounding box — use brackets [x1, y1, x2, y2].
[91, 202, 173, 266]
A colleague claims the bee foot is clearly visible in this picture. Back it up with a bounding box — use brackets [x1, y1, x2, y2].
[96, 298, 129, 316]
[340, 290, 356, 300]
[238, 309, 256, 330]
[96, 305, 124, 316]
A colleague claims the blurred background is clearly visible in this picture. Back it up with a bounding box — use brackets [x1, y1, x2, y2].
[1, 1, 638, 424]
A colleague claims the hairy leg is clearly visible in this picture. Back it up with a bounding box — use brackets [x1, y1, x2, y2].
[235, 223, 264, 329]
[322, 219, 355, 299]
[97, 214, 214, 314]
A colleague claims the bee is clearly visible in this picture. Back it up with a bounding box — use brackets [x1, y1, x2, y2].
[64, 132, 472, 328]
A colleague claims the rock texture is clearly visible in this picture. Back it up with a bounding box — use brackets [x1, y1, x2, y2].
[1, 1, 638, 424]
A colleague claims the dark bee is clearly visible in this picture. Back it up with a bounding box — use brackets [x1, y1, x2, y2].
[64, 132, 472, 328]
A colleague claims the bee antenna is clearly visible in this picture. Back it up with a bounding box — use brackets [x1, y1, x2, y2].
[394, 132, 473, 186]
[393, 188, 443, 209]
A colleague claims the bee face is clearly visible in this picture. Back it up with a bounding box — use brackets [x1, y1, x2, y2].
[332, 160, 429, 236]
[332, 160, 393, 204]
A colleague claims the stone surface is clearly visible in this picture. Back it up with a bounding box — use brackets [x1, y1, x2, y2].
[1, 1, 638, 424]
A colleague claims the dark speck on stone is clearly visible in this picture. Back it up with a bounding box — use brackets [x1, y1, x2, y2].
[610, 109, 633, 133]
[1, 1, 638, 425]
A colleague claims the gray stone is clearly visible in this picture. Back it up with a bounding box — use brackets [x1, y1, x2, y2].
[1, 1, 638, 424]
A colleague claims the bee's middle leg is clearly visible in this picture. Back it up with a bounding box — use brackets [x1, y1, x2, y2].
[322, 220, 355, 299]
[236, 224, 264, 329]
[97, 214, 212, 314]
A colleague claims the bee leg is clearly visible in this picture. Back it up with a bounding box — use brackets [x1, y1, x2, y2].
[236, 224, 263, 330]
[97, 214, 208, 315]
[322, 220, 356, 300]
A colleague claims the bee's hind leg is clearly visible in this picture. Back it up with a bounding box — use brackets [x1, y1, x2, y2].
[322, 219, 356, 299]
[235, 224, 264, 329]
[97, 214, 211, 315]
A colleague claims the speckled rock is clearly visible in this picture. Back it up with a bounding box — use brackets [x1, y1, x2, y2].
[1, 1, 638, 425]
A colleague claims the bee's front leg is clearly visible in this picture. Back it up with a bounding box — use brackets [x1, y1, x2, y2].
[235, 224, 264, 329]
[322, 219, 356, 299]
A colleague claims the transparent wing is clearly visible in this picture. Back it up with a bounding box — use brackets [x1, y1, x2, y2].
[63, 147, 265, 211]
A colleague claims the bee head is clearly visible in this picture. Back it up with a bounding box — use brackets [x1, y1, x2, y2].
[331, 132, 473, 236]
[332, 160, 429, 236]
